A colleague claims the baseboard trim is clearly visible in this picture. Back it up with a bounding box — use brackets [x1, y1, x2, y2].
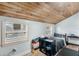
[13, 50, 31, 56]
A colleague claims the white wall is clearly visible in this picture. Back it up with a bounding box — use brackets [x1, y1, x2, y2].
[25, 20, 54, 40]
[0, 16, 54, 55]
[56, 12, 79, 45]
[56, 12, 79, 35]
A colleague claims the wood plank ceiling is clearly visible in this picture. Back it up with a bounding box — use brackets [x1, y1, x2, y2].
[0, 2, 79, 24]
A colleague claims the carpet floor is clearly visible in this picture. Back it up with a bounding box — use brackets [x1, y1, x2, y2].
[32, 49, 46, 56]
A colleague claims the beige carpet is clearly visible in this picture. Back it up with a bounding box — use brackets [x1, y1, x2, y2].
[32, 49, 46, 56]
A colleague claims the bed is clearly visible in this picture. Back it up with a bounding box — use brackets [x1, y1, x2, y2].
[55, 45, 79, 56]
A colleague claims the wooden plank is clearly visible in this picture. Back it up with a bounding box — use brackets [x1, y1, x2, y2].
[0, 2, 79, 24]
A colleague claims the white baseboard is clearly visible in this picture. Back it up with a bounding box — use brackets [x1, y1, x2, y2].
[13, 49, 31, 56]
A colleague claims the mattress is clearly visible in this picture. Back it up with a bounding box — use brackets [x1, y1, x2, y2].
[55, 45, 79, 56]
